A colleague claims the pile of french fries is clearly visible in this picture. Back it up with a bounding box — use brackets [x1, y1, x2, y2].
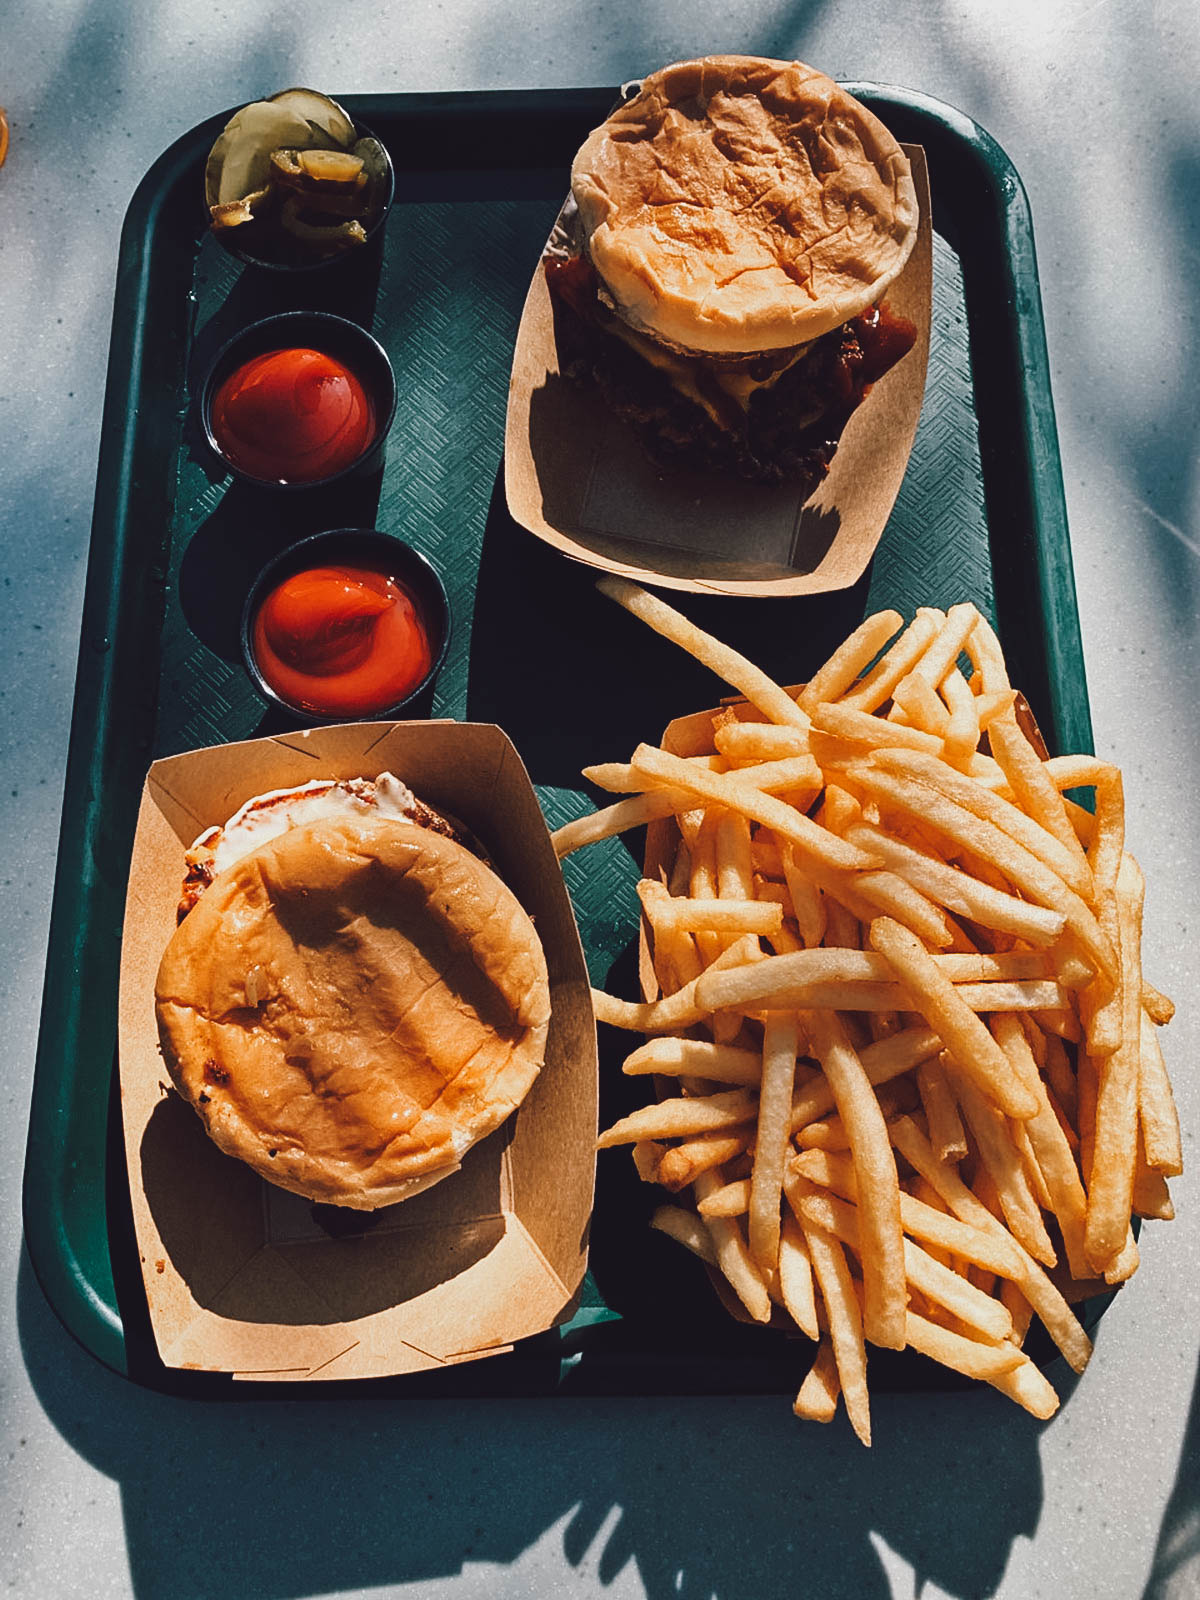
[554, 578, 1181, 1444]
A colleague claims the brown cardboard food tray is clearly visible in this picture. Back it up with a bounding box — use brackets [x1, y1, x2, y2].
[117, 720, 597, 1380]
[505, 147, 931, 596]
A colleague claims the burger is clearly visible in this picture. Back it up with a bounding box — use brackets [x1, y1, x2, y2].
[545, 56, 920, 490]
[154, 773, 551, 1210]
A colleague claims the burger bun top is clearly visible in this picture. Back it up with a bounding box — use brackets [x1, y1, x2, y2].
[571, 55, 919, 355]
[155, 814, 550, 1210]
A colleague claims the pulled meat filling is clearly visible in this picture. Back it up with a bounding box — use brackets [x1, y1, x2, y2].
[546, 254, 916, 491]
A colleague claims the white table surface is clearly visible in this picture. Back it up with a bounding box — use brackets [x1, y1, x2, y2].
[2, 3, 1197, 1596]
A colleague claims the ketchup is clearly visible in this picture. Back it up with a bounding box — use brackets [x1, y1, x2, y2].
[211, 347, 375, 483]
[252, 564, 434, 715]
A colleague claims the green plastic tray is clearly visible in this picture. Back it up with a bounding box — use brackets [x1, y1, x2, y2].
[24, 85, 1093, 1396]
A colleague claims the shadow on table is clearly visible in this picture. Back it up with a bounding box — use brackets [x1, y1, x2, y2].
[1141, 1351, 1200, 1598]
[19, 1245, 1069, 1600]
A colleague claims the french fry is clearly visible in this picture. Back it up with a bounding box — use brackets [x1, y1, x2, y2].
[728, 755, 823, 796]
[1104, 1229, 1140, 1286]
[1077, 1051, 1098, 1190]
[948, 1069, 1056, 1265]
[697, 1178, 751, 1217]
[1086, 764, 1125, 895]
[593, 932, 762, 1032]
[710, 811, 758, 1043]
[755, 877, 793, 914]
[1036, 1005, 1083, 1044]
[750, 832, 787, 879]
[798, 610, 904, 713]
[939, 667, 981, 767]
[794, 1336, 841, 1422]
[689, 812, 724, 966]
[963, 611, 1010, 694]
[1039, 1027, 1078, 1125]
[778, 1215, 820, 1340]
[1132, 1132, 1174, 1221]
[1080, 892, 1122, 1057]
[693, 1169, 772, 1323]
[650, 1205, 719, 1267]
[583, 755, 725, 792]
[975, 690, 1017, 728]
[991, 1012, 1090, 1280]
[716, 811, 754, 899]
[597, 1089, 758, 1148]
[798, 1011, 906, 1350]
[989, 1358, 1060, 1420]
[693, 946, 1069, 1021]
[999, 1276, 1035, 1348]
[839, 610, 941, 712]
[706, 946, 1054, 990]
[809, 700, 945, 756]
[585, 753, 821, 799]
[644, 878, 704, 998]
[656, 1130, 754, 1192]
[621, 1036, 762, 1086]
[631, 1141, 666, 1183]
[553, 789, 684, 857]
[591, 980, 706, 1034]
[1141, 981, 1176, 1027]
[821, 888, 862, 951]
[782, 842, 957, 949]
[715, 721, 811, 763]
[917, 1055, 968, 1163]
[639, 878, 784, 937]
[910, 602, 981, 689]
[1138, 1010, 1183, 1176]
[1085, 854, 1146, 1272]
[890, 671, 951, 738]
[987, 708, 1093, 881]
[867, 918, 1038, 1120]
[598, 576, 811, 731]
[748, 1014, 801, 1278]
[848, 871, 956, 948]
[796, 1218, 872, 1446]
[903, 1311, 1023, 1381]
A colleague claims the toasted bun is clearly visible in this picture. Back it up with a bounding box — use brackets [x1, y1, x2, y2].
[155, 815, 550, 1209]
[571, 56, 918, 355]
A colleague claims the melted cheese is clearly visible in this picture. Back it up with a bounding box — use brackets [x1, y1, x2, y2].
[608, 316, 812, 421]
[190, 773, 421, 880]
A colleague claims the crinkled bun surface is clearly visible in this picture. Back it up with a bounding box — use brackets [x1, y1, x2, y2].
[155, 815, 550, 1209]
[570, 55, 919, 354]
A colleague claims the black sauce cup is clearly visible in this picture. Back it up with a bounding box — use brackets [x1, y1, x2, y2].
[200, 311, 397, 490]
[241, 529, 451, 723]
[209, 116, 395, 274]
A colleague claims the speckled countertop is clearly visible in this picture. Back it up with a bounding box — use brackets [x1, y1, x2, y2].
[2, 3, 1197, 1597]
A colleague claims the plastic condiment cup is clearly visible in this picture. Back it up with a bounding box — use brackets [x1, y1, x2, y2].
[211, 116, 395, 274]
[241, 529, 451, 723]
[200, 311, 397, 490]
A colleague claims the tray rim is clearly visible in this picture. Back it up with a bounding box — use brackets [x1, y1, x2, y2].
[23, 81, 1093, 1393]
